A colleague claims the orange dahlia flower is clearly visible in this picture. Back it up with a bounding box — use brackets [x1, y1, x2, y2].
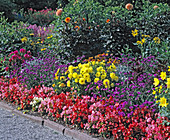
[106, 19, 110, 23]
[125, 3, 133, 10]
[56, 8, 63, 16]
[75, 26, 80, 31]
[65, 17, 71, 23]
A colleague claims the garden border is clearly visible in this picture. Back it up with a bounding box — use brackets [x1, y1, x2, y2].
[0, 100, 108, 140]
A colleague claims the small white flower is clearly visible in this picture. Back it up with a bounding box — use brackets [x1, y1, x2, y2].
[33, 100, 36, 105]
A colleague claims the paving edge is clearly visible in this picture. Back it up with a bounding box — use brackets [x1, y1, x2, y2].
[0, 101, 101, 140]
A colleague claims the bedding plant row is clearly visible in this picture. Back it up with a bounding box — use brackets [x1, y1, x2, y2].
[0, 63, 170, 139]
[0, 51, 169, 139]
[0, 0, 170, 139]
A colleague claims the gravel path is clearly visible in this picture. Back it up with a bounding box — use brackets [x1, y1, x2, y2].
[0, 108, 74, 140]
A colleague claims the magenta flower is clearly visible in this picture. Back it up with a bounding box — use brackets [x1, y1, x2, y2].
[13, 50, 18, 55]
[24, 54, 30, 59]
[11, 55, 18, 60]
[20, 48, 26, 53]
[27, 51, 31, 55]
[5, 67, 9, 71]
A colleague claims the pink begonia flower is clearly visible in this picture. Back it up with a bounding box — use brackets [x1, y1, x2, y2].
[94, 116, 99, 121]
[27, 51, 31, 55]
[63, 106, 67, 110]
[84, 123, 90, 130]
[147, 117, 152, 123]
[92, 124, 96, 129]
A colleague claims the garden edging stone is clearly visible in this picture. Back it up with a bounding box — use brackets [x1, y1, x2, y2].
[0, 100, 102, 140]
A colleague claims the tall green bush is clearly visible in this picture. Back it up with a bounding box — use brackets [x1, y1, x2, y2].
[0, 0, 16, 22]
[11, 0, 57, 11]
[61, 0, 113, 24]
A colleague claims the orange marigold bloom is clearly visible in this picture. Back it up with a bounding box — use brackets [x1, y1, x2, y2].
[56, 8, 63, 16]
[106, 19, 110, 23]
[125, 3, 133, 10]
[75, 26, 80, 31]
[107, 60, 112, 63]
[82, 18, 86, 21]
[65, 17, 71, 23]
[113, 59, 117, 64]
[89, 57, 93, 60]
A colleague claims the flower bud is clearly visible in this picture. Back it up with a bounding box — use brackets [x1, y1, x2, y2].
[153, 5, 159, 9]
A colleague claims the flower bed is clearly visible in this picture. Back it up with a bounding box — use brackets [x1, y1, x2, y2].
[0, 1, 170, 139]
[0, 38, 169, 140]
[0, 77, 169, 139]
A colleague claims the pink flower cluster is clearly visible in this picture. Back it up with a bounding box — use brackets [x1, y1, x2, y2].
[9, 49, 32, 62]
[0, 77, 33, 109]
[38, 93, 170, 139]
[26, 8, 55, 26]
[28, 8, 53, 14]
[0, 77, 169, 139]
[27, 24, 54, 40]
[144, 114, 170, 139]
[0, 77, 54, 109]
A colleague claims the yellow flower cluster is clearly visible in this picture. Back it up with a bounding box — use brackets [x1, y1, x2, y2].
[41, 48, 47, 51]
[136, 38, 146, 45]
[142, 34, 150, 38]
[47, 35, 53, 39]
[153, 37, 160, 44]
[21, 37, 28, 43]
[159, 96, 168, 107]
[30, 33, 34, 36]
[167, 78, 170, 89]
[54, 61, 119, 90]
[132, 29, 161, 45]
[55, 68, 60, 80]
[132, 29, 138, 37]
[153, 68, 169, 108]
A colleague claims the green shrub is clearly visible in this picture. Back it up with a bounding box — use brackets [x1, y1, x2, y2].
[55, 17, 106, 61]
[0, 13, 28, 57]
[149, 0, 169, 5]
[57, 0, 69, 8]
[0, 0, 16, 22]
[53, 0, 142, 60]
[131, 28, 170, 59]
[54, 17, 141, 61]
[96, 0, 132, 7]
[101, 17, 140, 56]
[11, 0, 57, 12]
[61, 0, 113, 24]
[111, 1, 170, 39]
[0, 13, 49, 70]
